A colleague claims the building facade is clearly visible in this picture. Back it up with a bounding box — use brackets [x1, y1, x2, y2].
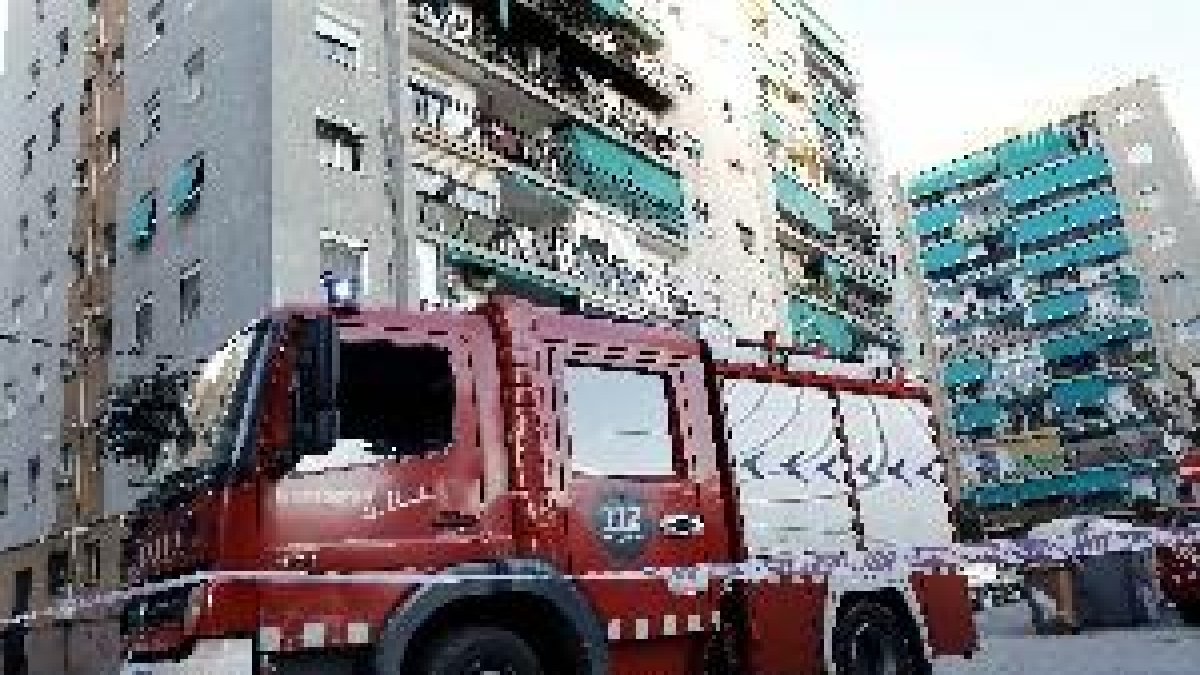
[0, 1, 899, 671]
[894, 78, 1200, 534]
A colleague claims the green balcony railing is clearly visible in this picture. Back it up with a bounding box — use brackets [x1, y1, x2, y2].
[1026, 290, 1089, 327]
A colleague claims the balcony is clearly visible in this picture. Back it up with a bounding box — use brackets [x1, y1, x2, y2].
[409, 84, 686, 237]
[417, 191, 674, 314]
[412, 0, 674, 115]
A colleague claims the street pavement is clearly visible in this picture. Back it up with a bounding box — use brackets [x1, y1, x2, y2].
[935, 602, 1200, 674]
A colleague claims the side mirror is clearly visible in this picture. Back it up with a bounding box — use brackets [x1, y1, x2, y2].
[288, 315, 339, 468]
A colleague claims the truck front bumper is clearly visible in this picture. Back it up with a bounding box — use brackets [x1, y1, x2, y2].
[120, 639, 254, 675]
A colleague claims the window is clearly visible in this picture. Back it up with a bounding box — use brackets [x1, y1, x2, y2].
[12, 568, 32, 616]
[17, 215, 30, 250]
[47, 550, 69, 598]
[134, 294, 153, 351]
[143, 89, 162, 143]
[57, 28, 70, 65]
[1137, 184, 1162, 213]
[45, 186, 58, 221]
[184, 49, 205, 101]
[316, 118, 364, 172]
[295, 342, 455, 471]
[35, 0, 45, 22]
[315, 10, 361, 68]
[82, 77, 94, 114]
[112, 43, 124, 80]
[22, 136, 36, 177]
[29, 59, 42, 98]
[0, 472, 8, 516]
[11, 296, 25, 329]
[319, 232, 368, 291]
[106, 127, 121, 168]
[564, 365, 675, 476]
[178, 263, 202, 324]
[168, 154, 205, 215]
[1127, 143, 1153, 166]
[147, 1, 165, 46]
[83, 542, 100, 585]
[1115, 105, 1143, 128]
[60, 441, 75, 478]
[74, 158, 91, 190]
[50, 104, 63, 149]
[39, 272, 53, 320]
[27, 457, 41, 505]
[33, 364, 46, 406]
[737, 221, 755, 255]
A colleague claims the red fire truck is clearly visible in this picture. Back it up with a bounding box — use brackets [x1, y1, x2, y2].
[117, 296, 975, 674]
[1158, 449, 1200, 625]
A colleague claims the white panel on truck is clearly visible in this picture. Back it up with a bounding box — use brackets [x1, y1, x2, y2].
[722, 379, 857, 557]
[838, 393, 954, 550]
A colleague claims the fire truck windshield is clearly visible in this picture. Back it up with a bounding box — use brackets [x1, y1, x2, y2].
[142, 323, 265, 490]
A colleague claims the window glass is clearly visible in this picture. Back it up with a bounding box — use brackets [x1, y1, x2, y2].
[296, 342, 456, 472]
[564, 365, 675, 476]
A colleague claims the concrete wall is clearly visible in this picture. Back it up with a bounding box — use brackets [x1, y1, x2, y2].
[0, 0, 87, 550]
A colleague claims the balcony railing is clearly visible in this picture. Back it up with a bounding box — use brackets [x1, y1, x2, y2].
[416, 191, 673, 310]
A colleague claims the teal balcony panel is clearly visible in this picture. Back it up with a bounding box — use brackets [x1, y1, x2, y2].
[445, 246, 580, 299]
[1051, 375, 1110, 413]
[913, 203, 961, 237]
[1096, 317, 1152, 344]
[944, 358, 991, 389]
[1112, 274, 1143, 305]
[167, 156, 203, 215]
[1003, 150, 1111, 207]
[1042, 317, 1153, 362]
[955, 399, 1006, 433]
[590, 0, 664, 46]
[920, 240, 969, 273]
[762, 107, 787, 142]
[1012, 191, 1120, 247]
[996, 127, 1072, 176]
[561, 124, 685, 233]
[813, 97, 843, 133]
[128, 193, 155, 246]
[966, 464, 1131, 506]
[1026, 290, 1089, 327]
[788, 298, 856, 356]
[1021, 230, 1129, 277]
[908, 168, 955, 200]
[774, 171, 834, 234]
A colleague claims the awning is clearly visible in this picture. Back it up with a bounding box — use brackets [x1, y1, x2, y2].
[128, 194, 155, 246]
[1026, 290, 1089, 327]
[774, 171, 833, 234]
[944, 358, 991, 389]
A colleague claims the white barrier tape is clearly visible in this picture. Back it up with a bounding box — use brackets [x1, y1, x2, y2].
[3, 526, 1198, 631]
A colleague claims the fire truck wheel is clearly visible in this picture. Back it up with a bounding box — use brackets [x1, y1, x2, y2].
[1178, 601, 1200, 626]
[832, 600, 930, 675]
[420, 626, 544, 675]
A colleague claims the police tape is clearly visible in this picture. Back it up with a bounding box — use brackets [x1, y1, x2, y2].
[3, 525, 1198, 630]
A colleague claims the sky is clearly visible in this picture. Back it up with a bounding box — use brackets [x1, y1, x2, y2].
[806, 0, 1200, 184]
[0, 0, 1196, 185]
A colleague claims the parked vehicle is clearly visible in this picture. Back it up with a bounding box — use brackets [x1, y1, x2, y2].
[115, 296, 975, 674]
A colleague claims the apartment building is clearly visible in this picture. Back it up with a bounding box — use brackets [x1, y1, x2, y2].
[893, 78, 1200, 535]
[0, 1, 899, 671]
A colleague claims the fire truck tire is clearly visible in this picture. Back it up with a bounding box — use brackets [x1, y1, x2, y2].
[419, 626, 544, 675]
[832, 600, 931, 675]
[1177, 601, 1200, 626]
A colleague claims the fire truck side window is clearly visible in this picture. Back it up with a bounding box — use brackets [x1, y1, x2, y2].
[563, 365, 676, 477]
[334, 341, 455, 460]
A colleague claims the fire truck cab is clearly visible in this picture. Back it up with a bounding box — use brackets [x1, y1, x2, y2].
[118, 297, 974, 674]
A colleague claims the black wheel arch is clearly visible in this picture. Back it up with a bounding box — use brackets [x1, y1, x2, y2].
[372, 559, 608, 675]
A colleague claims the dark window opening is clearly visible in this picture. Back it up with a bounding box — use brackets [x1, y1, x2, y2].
[336, 341, 455, 457]
[47, 551, 69, 598]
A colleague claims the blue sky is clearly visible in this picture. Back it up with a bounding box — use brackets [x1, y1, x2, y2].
[1, 0, 1196, 184]
[807, 0, 1200, 183]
